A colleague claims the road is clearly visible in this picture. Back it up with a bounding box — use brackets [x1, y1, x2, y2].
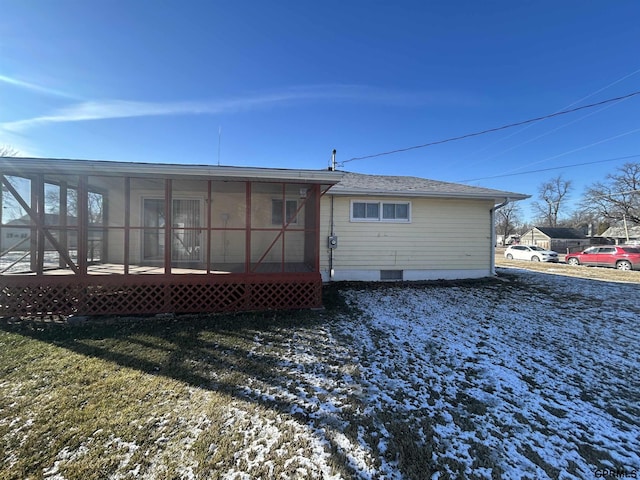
[495, 248, 640, 283]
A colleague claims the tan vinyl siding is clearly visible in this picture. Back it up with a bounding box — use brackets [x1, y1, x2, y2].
[99, 178, 308, 266]
[321, 195, 493, 271]
[521, 229, 551, 248]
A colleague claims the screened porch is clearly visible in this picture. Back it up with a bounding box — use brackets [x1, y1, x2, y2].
[0, 159, 340, 317]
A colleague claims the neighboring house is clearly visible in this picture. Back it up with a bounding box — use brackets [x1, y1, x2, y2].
[520, 227, 589, 253]
[320, 172, 528, 282]
[599, 224, 640, 245]
[1, 214, 79, 251]
[0, 158, 528, 317]
[496, 234, 520, 246]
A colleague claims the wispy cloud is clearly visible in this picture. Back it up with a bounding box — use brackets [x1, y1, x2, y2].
[1, 85, 474, 133]
[1, 96, 283, 132]
[0, 74, 79, 100]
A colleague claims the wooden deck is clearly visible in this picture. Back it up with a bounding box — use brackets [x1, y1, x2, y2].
[1, 262, 314, 275]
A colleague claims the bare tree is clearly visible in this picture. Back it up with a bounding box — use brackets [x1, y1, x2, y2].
[1, 146, 23, 220]
[2, 146, 104, 225]
[45, 187, 104, 224]
[495, 202, 522, 245]
[581, 162, 640, 225]
[531, 175, 572, 227]
[1, 145, 20, 157]
[559, 208, 608, 236]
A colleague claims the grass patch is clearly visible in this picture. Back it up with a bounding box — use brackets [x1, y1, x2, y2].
[0, 309, 342, 479]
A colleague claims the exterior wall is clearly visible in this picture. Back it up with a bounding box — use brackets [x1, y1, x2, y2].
[521, 229, 550, 249]
[95, 177, 308, 267]
[320, 195, 494, 281]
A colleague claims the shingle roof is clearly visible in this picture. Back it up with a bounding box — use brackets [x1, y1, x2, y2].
[534, 227, 586, 239]
[600, 225, 640, 238]
[328, 172, 529, 201]
[6, 213, 78, 226]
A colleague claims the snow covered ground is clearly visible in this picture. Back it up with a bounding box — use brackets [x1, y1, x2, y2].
[234, 268, 640, 479]
[5, 267, 638, 479]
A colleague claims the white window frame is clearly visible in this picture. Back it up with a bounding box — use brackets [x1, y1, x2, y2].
[271, 198, 298, 225]
[350, 200, 411, 223]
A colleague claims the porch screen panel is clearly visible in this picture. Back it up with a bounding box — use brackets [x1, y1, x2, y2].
[1, 176, 31, 273]
[208, 181, 246, 273]
[138, 199, 204, 265]
[284, 230, 306, 271]
[251, 231, 283, 272]
[170, 179, 207, 271]
[251, 182, 280, 228]
[128, 177, 165, 270]
[303, 185, 318, 268]
[88, 175, 125, 269]
[142, 198, 165, 262]
[171, 199, 201, 263]
[250, 182, 283, 272]
[210, 230, 246, 273]
[1, 175, 31, 226]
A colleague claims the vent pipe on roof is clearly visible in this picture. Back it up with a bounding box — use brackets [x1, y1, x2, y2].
[329, 149, 337, 171]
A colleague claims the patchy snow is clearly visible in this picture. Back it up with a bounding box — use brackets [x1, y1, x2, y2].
[6, 267, 639, 479]
[237, 269, 640, 479]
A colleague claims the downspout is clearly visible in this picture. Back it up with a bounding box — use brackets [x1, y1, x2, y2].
[491, 197, 510, 276]
[328, 149, 337, 281]
[329, 194, 335, 280]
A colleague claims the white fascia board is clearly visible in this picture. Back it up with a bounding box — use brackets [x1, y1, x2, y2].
[329, 189, 529, 202]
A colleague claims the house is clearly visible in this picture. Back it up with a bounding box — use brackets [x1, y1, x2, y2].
[599, 224, 640, 245]
[496, 234, 520, 246]
[0, 158, 527, 318]
[320, 172, 528, 282]
[1, 214, 80, 252]
[520, 226, 589, 253]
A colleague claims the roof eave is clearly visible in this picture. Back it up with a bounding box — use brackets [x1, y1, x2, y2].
[0, 157, 343, 185]
[328, 189, 530, 202]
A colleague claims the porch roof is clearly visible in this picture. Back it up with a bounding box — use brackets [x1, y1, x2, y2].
[1, 157, 343, 185]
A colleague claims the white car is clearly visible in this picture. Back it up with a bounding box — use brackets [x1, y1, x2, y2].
[504, 245, 559, 262]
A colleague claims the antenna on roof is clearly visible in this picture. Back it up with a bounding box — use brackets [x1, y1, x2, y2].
[329, 149, 337, 171]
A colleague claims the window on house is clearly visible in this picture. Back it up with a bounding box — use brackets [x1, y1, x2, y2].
[352, 202, 379, 220]
[272, 199, 298, 225]
[351, 201, 410, 222]
[383, 203, 409, 220]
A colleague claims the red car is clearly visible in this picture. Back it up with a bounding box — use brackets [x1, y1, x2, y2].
[565, 245, 640, 271]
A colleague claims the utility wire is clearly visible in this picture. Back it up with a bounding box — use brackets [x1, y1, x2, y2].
[453, 67, 640, 164]
[457, 154, 640, 183]
[495, 126, 640, 177]
[340, 89, 640, 165]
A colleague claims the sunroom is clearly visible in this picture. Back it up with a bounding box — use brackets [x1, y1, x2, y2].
[0, 158, 341, 317]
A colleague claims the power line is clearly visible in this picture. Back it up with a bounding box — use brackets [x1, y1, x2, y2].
[340, 89, 640, 165]
[453, 67, 640, 165]
[457, 154, 640, 183]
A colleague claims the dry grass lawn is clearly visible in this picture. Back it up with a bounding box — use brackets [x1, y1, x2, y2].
[1, 268, 638, 479]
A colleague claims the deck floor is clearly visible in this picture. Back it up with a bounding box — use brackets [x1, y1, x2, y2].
[2, 262, 314, 275]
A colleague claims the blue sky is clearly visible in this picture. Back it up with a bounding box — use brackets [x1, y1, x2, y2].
[1, 1, 640, 220]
